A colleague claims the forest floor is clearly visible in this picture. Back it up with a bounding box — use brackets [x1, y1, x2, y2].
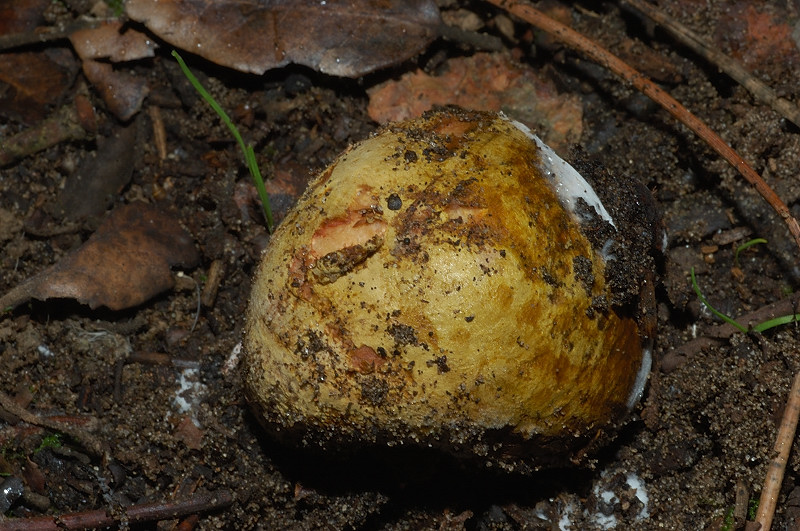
[2, 0, 800, 529]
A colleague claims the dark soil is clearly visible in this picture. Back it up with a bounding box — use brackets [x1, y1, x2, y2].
[2, 1, 800, 529]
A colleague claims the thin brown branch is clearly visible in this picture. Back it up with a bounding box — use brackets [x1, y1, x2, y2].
[482, 0, 800, 255]
[0, 489, 233, 530]
[622, 0, 800, 129]
[0, 390, 106, 460]
[0, 95, 97, 168]
[755, 369, 800, 530]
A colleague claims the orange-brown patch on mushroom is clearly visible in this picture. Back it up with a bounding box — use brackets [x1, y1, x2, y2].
[310, 185, 386, 260]
[348, 345, 386, 374]
[442, 204, 488, 223]
[307, 187, 388, 284]
[428, 111, 480, 148]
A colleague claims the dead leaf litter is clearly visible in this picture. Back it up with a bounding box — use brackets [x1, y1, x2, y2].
[1, 0, 800, 529]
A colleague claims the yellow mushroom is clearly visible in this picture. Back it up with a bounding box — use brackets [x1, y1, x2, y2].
[243, 107, 660, 472]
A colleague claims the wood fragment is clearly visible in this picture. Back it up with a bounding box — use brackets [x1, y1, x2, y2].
[438, 23, 503, 52]
[0, 489, 233, 530]
[0, 390, 106, 460]
[622, 0, 800, 129]
[755, 369, 800, 530]
[734, 480, 750, 527]
[127, 351, 200, 369]
[483, 0, 800, 255]
[0, 95, 97, 167]
[201, 259, 225, 307]
[148, 105, 168, 161]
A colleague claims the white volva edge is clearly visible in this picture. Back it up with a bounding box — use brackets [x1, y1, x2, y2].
[626, 347, 652, 409]
[507, 117, 617, 229]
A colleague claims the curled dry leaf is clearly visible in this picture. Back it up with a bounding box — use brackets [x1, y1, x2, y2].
[80, 61, 149, 121]
[68, 21, 155, 120]
[0, 203, 199, 311]
[713, 3, 800, 73]
[366, 52, 583, 152]
[69, 21, 157, 63]
[125, 0, 441, 77]
[0, 0, 76, 124]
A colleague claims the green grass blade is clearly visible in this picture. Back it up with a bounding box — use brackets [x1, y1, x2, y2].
[171, 50, 274, 232]
[690, 267, 748, 332]
[734, 238, 767, 266]
[246, 145, 274, 229]
[752, 314, 800, 333]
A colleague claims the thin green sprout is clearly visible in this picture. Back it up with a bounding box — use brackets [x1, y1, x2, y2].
[748, 499, 759, 521]
[171, 50, 274, 233]
[752, 313, 800, 333]
[720, 507, 735, 531]
[104, 0, 124, 17]
[691, 267, 800, 333]
[34, 433, 62, 455]
[690, 267, 747, 332]
[734, 238, 767, 267]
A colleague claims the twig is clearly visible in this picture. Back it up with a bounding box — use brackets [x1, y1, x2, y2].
[148, 105, 168, 161]
[734, 480, 750, 528]
[0, 390, 106, 460]
[0, 489, 233, 530]
[0, 95, 97, 167]
[755, 369, 800, 530]
[482, 0, 800, 255]
[126, 351, 201, 369]
[621, 0, 800, 129]
[200, 259, 225, 307]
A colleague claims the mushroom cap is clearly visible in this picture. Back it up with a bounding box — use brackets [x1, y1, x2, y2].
[244, 108, 655, 471]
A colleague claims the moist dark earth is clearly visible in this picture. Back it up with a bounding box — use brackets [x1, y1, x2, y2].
[2, 1, 800, 529]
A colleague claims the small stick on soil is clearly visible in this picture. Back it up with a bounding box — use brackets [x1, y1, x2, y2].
[126, 351, 201, 369]
[438, 23, 503, 52]
[0, 489, 233, 530]
[0, 390, 106, 460]
[0, 95, 97, 167]
[734, 480, 750, 528]
[621, 0, 800, 129]
[755, 369, 800, 530]
[201, 259, 225, 307]
[148, 105, 168, 161]
[483, 0, 800, 255]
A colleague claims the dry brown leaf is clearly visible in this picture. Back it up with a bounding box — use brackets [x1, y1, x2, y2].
[0, 203, 199, 311]
[67, 22, 155, 120]
[174, 415, 204, 451]
[53, 123, 138, 220]
[80, 60, 149, 121]
[69, 21, 157, 62]
[367, 52, 583, 152]
[0, 0, 76, 123]
[125, 0, 441, 77]
[0, 52, 72, 124]
[0, 0, 48, 35]
[714, 3, 800, 73]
